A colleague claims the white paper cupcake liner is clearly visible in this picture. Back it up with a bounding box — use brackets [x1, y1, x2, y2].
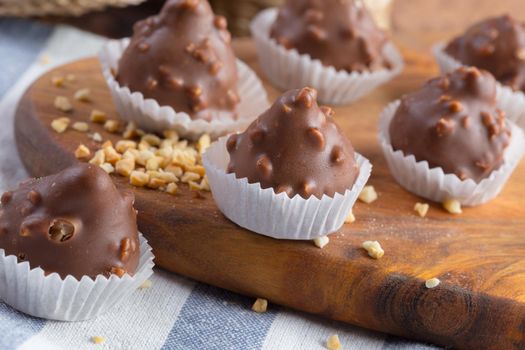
[250, 8, 404, 105]
[378, 100, 525, 206]
[0, 233, 154, 321]
[99, 38, 269, 140]
[433, 43, 525, 130]
[202, 136, 372, 240]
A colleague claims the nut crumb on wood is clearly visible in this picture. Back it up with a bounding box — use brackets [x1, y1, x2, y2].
[362, 240, 384, 259]
[414, 202, 429, 217]
[90, 109, 107, 123]
[344, 209, 355, 223]
[72, 121, 89, 132]
[252, 298, 268, 313]
[74, 88, 91, 102]
[313, 235, 329, 249]
[100, 163, 115, 174]
[66, 74, 76, 83]
[91, 336, 105, 344]
[425, 277, 441, 289]
[104, 120, 121, 133]
[51, 76, 64, 87]
[442, 198, 462, 214]
[359, 185, 378, 204]
[51, 117, 70, 133]
[89, 149, 105, 166]
[89, 132, 103, 143]
[74, 144, 90, 159]
[54, 96, 72, 112]
[326, 334, 341, 350]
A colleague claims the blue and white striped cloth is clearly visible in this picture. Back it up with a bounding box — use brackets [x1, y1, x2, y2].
[0, 19, 440, 350]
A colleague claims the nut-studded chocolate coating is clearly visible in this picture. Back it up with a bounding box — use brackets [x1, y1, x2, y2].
[389, 67, 511, 182]
[0, 163, 140, 280]
[117, 0, 240, 121]
[227, 87, 359, 199]
[270, 0, 391, 72]
[445, 15, 525, 92]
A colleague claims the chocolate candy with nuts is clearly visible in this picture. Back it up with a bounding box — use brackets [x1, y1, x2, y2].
[117, 0, 239, 121]
[227, 87, 359, 199]
[270, 0, 391, 72]
[389, 67, 512, 182]
[0, 163, 140, 279]
[445, 15, 525, 92]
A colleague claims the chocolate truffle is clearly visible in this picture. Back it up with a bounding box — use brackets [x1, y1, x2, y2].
[227, 87, 359, 199]
[389, 67, 511, 182]
[117, 0, 240, 121]
[270, 0, 390, 72]
[0, 163, 140, 280]
[445, 15, 525, 92]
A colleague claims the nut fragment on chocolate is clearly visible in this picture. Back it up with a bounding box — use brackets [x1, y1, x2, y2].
[270, 0, 391, 72]
[445, 15, 525, 92]
[389, 67, 511, 182]
[227, 87, 359, 199]
[0, 163, 140, 279]
[117, 0, 240, 121]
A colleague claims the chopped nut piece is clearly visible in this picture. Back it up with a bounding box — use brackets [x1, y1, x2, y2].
[139, 279, 152, 289]
[116, 158, 135, 177]
[101, 140, 113, 149]
[442, 198, 462, 214]
[74, 88, 91, 102]
[137, 149, 155, 166]
[116, 140, 137, 153]
[54, 96, 72, 112]
[65, 74, 76, 83]
[313, 235, 329, 249]
[166, 182, 178, 195]
[185, 164, 206, 176]
[142, 133, 161, 146]
[344, 210, 355, 223]
[100, 163, 115, 174]
[359, 186, 378, 204]
[181, 171, 201, 183]
[51, 76, 64, 87]
[90, 109, 107, 123]
[326, 334, 341, 350]
[165, 165, 183, 177]
[199, 176, 210, 191]
[163, 129, 179, 140]
[147, 176, 167, 189]
[362, 240, 384, 259]
[414, 202, 430, 217]
[251, 298, 268, 313]
[91, 336, 105, 345]
[89, 149, 105, 166]
[146, 157, 162, 171]
[130, 171, 150, 187]
[103, 146, 122, 164]
[74, 144, 91, 159]
[72, 121, 89, 132]
[122, 121, 138, 139]
[104, 120, 121, 133]
[425, 277, 441, 289]
[50, 117, 71, 133]
[188, 180, 202, 191]
[197, 133, 211, 154]
[90, 132, 103, 143]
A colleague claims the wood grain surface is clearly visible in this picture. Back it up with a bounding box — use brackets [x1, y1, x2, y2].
[13, 41, 525, 350]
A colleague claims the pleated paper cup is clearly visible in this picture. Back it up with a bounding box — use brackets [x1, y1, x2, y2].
[202, 136, 372, 240]
[99, 38, 269, 140]
[0, 234, 154, 321]
[433, 42, 525, 130]
[378, 100, 525, 206]
[250, 8, 404, 105]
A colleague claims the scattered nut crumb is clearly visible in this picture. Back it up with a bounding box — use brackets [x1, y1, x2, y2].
[362, 240, 384, 259]
[139, 279, 152, 289]
[91, 336, 105, 344]
[425, 277, 441, 289]
[414, 202, 429, 217]
[51, 76, 64, 87]
[89, 149, 105, 166]
[50, 117, 70, 133]
[104, 120, 121, 133]
[344, 210, 355, 223]
[251, 298, 268, 313]
[90, 109, 107, 123]
[116, 158, 135, 177]
[54, 96, 73, 112]
[72, 121, 89, 132]
[326, 334, 341, 350]
[66, 74, 76, 83]
[74, 88, 91, 102]
[74, 144, 91, 159]
[442, 198, 462, 214]
[100, 163, 115, 174]
[130, 171, 150, 187]
[90, 132, 103, 143]
[313, 235, 329, 249]
[359, 186, 378, 204]
[166, 182, 178, 195]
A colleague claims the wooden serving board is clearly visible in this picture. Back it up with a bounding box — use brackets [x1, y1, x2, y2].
[14, 41, 525, 350]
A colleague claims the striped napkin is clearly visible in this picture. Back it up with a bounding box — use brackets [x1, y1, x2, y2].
[0, 18, 439, 350]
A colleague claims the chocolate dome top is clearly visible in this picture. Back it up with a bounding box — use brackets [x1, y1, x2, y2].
[0, 163, 140, 279]
[227, 87, 359, 199]
[117, 0, 240, 121]
[270, 0, 390, 72]
[445, 15, 525, 92]
[389, 67, 511, 182]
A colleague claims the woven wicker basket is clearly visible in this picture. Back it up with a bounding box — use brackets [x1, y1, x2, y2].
[0, 0, 146, 17]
